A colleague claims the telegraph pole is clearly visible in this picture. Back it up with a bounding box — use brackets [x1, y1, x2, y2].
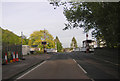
[21, 32, 23, 59]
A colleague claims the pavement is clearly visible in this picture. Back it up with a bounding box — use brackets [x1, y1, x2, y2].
[2, 54, 51, 80]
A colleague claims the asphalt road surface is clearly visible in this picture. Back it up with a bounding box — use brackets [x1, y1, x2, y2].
[16, 52, 119, 81]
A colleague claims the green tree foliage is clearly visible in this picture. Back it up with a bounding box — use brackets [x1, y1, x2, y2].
[64, 2, 120, 47]
[49, 1, 120, 48]
[54, 36, 63, 52]
[21, 35, 29, 45]
[1, 27, 29, 45]
[1, 27, 21, 45]
[70, 37, 77, 48]
[28, 30, 55, 51]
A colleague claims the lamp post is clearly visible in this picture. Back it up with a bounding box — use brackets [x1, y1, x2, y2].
[43, 29, 46, 53]
[21, 32, 23, 59]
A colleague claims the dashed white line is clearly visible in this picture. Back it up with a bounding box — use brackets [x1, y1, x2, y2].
[73, 59, 87, 74]
[90, 78, 95, 81]
[16, 61, 46, 79]
[73, 59, 77, 63]
[73, 59, 95, 81]
[77, 64, 87, 74]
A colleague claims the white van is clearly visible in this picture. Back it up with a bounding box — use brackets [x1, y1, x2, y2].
[22, 45, 30, 55]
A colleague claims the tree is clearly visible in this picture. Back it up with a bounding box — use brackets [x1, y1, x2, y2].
[21, 34, 29, 45]
[54, 36, 63, 52]
[63, 2, 120, 48]
[70, 37, 77, 49]
[28, 30, 55, 51]
[49, 1, 120, 48]
[1, 27, 21, 45]
[1, 27, 30, 46]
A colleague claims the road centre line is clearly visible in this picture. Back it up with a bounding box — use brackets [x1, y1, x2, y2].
[73, 59, 87, 74]
[16, 61, 46, 80]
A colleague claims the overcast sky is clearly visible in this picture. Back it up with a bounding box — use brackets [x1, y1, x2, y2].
[2, 1, 94, 48]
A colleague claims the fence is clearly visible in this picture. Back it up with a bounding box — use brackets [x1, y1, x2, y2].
[2, 44, 22, 64]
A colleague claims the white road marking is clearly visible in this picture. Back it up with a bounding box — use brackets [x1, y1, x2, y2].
[73, 59, 87, 74]
[73, 59, 77, 63]
[16, 61, 46, 80]
[90, 78, 95, 81]
[77, 64, 87, 74]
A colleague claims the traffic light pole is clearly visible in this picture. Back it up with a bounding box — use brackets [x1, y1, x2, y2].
[43, 29, 46, 53]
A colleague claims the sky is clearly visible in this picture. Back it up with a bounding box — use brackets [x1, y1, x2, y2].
[1, 1, 94, 48]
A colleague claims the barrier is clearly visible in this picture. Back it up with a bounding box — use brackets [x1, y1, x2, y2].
[2, 44, 22, 64]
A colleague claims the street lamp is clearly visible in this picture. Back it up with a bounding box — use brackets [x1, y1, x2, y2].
[21, 32, 25, 60]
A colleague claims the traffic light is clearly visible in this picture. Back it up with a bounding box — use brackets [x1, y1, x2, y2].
[42, 41, 47, 45]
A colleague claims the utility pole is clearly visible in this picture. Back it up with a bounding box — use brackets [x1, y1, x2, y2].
[21, 32, 23, 59]
[43, 29, 46, 53]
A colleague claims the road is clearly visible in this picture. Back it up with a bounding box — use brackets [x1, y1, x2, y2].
[16, 52, 119, 81]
